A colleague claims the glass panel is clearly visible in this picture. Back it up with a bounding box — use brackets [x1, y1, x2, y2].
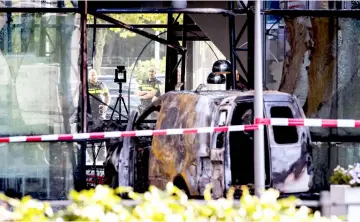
[87, 27, 167, 125]
[218, 110, 227, 126]
[0, 12, 81, 199]
[312, 142, 360, 191]
[0, 141, 77, 200]
[264, 13, 360, 191]
[264, 16, 360, 138]
[191, 41, 226, 91]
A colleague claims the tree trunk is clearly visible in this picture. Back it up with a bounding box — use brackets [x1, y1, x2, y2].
[93, 28, 108, 74]
[278, 17, 311, 94]
[306, 17, 336, 116]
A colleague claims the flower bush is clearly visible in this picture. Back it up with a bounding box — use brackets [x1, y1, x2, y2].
[0, 183, 341, 222]
[330, 163, 360, 187]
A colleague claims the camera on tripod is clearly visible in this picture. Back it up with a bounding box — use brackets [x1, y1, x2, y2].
[114, 66, 127, 83]
[109, 65, 129, 121]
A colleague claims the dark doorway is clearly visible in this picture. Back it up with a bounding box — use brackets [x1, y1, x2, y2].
[229, 101, 270, 186]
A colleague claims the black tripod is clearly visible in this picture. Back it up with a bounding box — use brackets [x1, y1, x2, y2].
[87, 66, 129, 187]
[109, 66, 128, 121]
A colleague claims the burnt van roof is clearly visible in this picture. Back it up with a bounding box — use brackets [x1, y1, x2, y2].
[159, 90, 292, 102]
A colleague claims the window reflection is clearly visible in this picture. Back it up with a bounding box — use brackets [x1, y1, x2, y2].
[87, 28, 167, 122]
[0, 12, 80, 199]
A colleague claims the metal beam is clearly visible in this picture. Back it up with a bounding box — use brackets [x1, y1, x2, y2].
[91, 12, 186, 53]
[86, 23, 202, 31]
[253, 0, 265, 197]
[165, 13, 179, 92]
[228, 1, 236, 90]
[78, 0, 88, 191]
[180, 15, 188, 90]
[247, 2, 255, 89]
[263, 9, 360, 17]
[229, 2, 252, 89]
[91, 17, 97, 68]
[311, 134, 360, 143]
[96, 8, 245, 15]
[0, 7, 78, 13]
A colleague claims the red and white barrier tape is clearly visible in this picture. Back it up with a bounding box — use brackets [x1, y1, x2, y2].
[0, 124, 259, 143]
[2, 118, 360, 143]
[256, 118, 360, 128]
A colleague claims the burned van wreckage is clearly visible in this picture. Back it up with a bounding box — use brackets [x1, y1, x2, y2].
[104, 90, 314, 198]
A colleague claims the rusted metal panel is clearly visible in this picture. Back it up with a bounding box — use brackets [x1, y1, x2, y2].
[149, 92, 216, 196]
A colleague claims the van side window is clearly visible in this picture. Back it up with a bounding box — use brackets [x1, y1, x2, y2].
[218, 110, 227, 126]
[215, 110, 227, 148]
[270, 106, 298, 144]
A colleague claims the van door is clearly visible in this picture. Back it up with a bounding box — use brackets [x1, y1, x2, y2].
[118, 108, 158, 193]
[264, 101, 312, 193]
[118, 110, 138, 188]
[210, 108, 229, 198]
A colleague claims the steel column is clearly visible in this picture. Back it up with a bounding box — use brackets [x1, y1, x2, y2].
[180, 14, 188, 90]
[165, 13, 179, 92]
[253, 0, 265, 197]
[228, 1, 253, 90]
[228, 1, 236, 90]
[247, 2, 255, 89]
[91, 17, 97, 67]
[78, 0, 88, 191]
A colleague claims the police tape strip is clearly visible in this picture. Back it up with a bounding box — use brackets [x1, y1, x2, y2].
[256, 118, 360, 127]
[3, 118, 360, 143]
[0, 124, 259, 143]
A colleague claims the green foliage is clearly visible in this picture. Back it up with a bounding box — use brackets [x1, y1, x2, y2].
[88, 14, 183, 38]
[0, 183, 342, 222]
[330, 166, 351, 185]
[128, 57, 166, 83]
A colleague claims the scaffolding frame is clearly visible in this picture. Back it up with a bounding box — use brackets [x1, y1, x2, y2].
[4, 0, 360, 195]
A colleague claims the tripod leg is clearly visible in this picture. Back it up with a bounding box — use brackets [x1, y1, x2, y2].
[120, 97, 129, 114]
[109, 97, 120, 120]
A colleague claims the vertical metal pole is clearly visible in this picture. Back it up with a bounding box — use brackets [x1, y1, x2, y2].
[247, 1, 255, 89]
[254, 0, 265, 197]
[228, 1, 236, 90]
[181, 14, 187, 90]
[80, 1, 88, 133]
[79, 0, 88, 190]
[92, 17, 97, 68]
[165, 13, 178, 92]
[262, 0, 267, 87]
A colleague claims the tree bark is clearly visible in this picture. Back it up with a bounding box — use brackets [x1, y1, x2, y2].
[279, 17, 311, 94]
[306, 17, 336, 115]
[93, 29, 108, 74]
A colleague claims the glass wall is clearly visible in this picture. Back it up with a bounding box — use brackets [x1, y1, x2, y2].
[86, 20, 226, 124]
[86, 26, 167, 123]
[0, 11, 80, 199]
[190, 41, 226, 91]
[85, 15, 226, 170]
[264, 1, 360, 190]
